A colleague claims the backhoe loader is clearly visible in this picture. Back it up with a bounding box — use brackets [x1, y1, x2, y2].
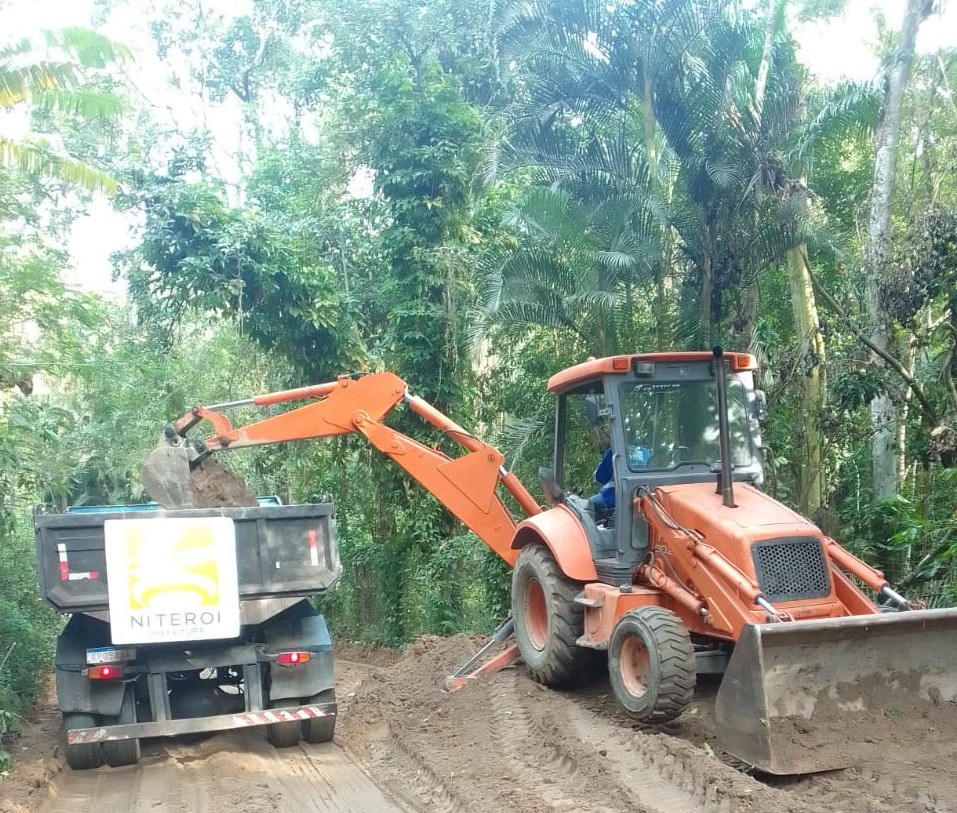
[142, 349, 957, 774]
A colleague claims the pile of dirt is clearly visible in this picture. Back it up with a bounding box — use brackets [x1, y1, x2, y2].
[338, 634, 478, 758]
[188, 457, 258, 508]
[140, 436, 256, 509]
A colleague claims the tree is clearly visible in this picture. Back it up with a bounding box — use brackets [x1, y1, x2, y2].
[865, 0, 935, 499]
[0, 27, 126, 192]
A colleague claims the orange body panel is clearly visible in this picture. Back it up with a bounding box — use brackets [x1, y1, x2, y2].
[639, 483, 869, 639]
[580, 583, 665, 646]
[547, 351, 755, 393]
[512, 506, 598, 582]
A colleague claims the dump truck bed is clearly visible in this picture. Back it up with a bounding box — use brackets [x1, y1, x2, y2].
[36, 502, 340, 614]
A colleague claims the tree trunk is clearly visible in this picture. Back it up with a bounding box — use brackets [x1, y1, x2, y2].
[787, 242, 825, 515]
[865, 0, 932, 499]
[752, 0, 826, 515]
[700, 248, 712, 349]
[643, 70, 672, 350]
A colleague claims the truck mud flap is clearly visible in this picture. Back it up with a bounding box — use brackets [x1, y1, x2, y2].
[67, 701, 337, 744]
[715, 608, 957, 775]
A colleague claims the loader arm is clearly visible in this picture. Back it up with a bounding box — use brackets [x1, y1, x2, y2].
[148, 372, 541, 566]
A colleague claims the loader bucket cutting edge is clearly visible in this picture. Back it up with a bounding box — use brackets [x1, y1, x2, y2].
[140, 438, 196, 509]
[715, 608, 957, 775]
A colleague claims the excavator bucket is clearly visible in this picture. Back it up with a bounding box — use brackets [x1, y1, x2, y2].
[141, 437, 196, 508]
[715, 608, 957, 775]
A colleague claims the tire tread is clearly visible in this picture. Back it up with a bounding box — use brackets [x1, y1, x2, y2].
[609, 606, 695, 722]
[512, 544, 592, 688]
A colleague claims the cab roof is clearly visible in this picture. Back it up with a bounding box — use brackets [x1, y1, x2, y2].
[546, 352, 756, 394]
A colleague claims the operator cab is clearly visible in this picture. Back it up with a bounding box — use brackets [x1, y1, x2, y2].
[545, 352, 765, 585]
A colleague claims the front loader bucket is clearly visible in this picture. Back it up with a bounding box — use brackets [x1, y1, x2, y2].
[715, 608, 957, 775]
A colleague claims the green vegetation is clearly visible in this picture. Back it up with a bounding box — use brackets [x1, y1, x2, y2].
[2, 0, 957, 769]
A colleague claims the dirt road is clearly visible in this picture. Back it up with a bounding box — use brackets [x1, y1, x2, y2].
[2, 636, 955, 813]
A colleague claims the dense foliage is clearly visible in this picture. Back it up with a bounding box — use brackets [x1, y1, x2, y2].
[2, 0, 957, 770]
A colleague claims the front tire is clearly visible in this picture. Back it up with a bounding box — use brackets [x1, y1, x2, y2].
[511, 543, 591, 688]
[608, 607, 696, 723]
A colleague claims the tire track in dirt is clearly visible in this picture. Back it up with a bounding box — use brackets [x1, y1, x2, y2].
[572, 669, 957, 813]
[535, 689, 715, 812]
[489, 672, 653, 812]
[556, 692, 783, 813]
[38, 739, 212, 813]
[336, 657, 461, 812]
[32, 731, 402, 813]
[372, 723, 465, 813]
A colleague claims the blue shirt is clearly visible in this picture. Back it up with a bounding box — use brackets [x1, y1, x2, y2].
[593, 446, 650, 510]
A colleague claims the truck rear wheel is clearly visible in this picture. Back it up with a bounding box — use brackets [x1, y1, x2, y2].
[63, 713, 104, 770]
[511, 543, 591, 688]
[301, 689, 336, 744]
[103, 690, 141, 767]
[104, 736, 141, 767]
[266, 704, 302, 748]
[608, 607, 695, 723]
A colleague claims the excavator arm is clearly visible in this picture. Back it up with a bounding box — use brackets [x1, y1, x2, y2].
[142, 372, 541, 566]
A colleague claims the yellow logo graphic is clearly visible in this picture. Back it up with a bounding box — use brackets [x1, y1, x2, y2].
[125, 524, 221, 610]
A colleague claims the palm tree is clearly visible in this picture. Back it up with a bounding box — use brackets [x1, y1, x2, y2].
[489, 0, 803, 349]
[0, 27, 127, 193]
[488, 0, 884, 513]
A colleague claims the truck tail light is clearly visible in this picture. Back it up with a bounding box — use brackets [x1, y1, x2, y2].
[88, 664, 124, 680]
[277, 651, 311, 666]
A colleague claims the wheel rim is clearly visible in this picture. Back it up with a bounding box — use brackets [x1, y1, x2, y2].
[524, 577, 548, 650]
[619, 634, 650, 697]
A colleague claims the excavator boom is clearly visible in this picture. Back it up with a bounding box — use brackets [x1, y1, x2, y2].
[142, 372, 540, 565]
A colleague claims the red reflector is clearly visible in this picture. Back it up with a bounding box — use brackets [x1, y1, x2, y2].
[277, 651, 311, 666]
[88, 665, 124, 680]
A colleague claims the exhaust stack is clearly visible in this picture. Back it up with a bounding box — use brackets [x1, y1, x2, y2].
[712, 346, 736, 508]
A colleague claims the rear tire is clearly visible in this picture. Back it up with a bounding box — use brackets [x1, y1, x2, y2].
[608, 607, 696, 723]
[103, 690, 141, 767]
[511, 543, 591, 688]
[265, 699, 302, 748]
[63, 713, 104, 770]
[104, 736, 141, 767]
[301, 689, 336, 744]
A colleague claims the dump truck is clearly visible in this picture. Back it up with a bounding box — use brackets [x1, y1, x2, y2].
[142, 350, 957, 775]
[35, 499, 341, 770]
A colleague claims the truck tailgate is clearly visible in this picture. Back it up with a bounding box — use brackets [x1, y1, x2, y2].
[36, 503, 340, 614]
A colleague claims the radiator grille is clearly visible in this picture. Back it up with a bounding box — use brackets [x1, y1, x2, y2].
[751, 536, 831, 603]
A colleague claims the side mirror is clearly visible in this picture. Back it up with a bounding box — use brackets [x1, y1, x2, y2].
[753, 390, 767, 421]
[584, 394, 611, 426]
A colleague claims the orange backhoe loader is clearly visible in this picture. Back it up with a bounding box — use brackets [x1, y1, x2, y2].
[143, 349, 957, 775]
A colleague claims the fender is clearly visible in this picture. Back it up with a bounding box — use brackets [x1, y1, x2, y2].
[511, 505, 598, 583]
